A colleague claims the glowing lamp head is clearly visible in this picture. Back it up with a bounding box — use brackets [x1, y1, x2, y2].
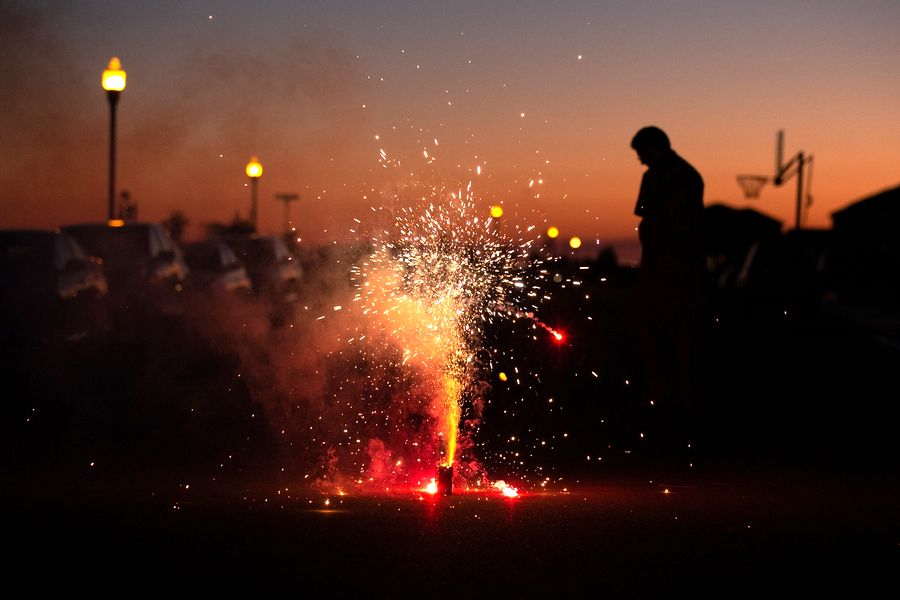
[547, 226, 559, 239]
[107, 219, 125, 227]
[101, 57, 126, 92]
[490, 205, 504, 219]
[246, 156, 263, 178]
[569, 236, 582, 249]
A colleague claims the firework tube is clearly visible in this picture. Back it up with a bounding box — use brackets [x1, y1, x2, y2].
[438, 465, 453, 496]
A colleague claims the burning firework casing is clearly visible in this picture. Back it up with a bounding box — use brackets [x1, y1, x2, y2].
[438, 465, 453, 496]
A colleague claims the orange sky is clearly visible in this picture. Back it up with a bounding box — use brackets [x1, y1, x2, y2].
[2, 2, 898, 261]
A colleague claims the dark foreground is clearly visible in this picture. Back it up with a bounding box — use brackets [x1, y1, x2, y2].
[3, 259, 899, 594]
[5, 468, 898, 595]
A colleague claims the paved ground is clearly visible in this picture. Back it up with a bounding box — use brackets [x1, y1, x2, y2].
[5, 464, 897, 595]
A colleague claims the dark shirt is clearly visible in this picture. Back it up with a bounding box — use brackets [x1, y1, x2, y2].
[634, 150, 704, 275]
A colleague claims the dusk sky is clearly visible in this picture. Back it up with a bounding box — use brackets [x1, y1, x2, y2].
[2, 1, 898, 260]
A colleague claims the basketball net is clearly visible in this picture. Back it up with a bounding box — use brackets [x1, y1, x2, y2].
[736, 175, 768, 199]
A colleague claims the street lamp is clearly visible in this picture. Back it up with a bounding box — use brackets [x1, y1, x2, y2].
[101, 57, 126, 222]
[489, 205, 504, 234]
[246, 156, 263, 231]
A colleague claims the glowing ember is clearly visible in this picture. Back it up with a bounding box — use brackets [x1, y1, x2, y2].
[493, 480, 519, 498]
[513, 309, 564, 343]
[502, 487, 519, 498]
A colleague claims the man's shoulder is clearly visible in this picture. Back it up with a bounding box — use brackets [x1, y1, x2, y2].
[669, 153, 703, 186]
[670, 152, 699, 174]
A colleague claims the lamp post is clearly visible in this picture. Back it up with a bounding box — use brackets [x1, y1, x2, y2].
[246, 156, 263, 232]
[101, 57, 126, 222]
[275, 193, 299, 236]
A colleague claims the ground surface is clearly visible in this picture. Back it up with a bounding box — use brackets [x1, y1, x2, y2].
[5, 464, 897, 595]
[3, 266, 899, 594]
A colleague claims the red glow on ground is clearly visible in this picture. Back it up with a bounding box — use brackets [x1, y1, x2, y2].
[414, 478, 523, 498]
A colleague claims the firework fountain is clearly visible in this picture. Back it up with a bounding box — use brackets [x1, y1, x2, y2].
[348, 181, 561, 497]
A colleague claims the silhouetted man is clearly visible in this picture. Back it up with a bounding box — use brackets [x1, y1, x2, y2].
[631, 126, 704, 450]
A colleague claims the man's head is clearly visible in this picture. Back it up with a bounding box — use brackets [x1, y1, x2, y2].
[631, 126, 671, 168]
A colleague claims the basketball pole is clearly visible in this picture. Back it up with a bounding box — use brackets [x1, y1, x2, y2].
[773, 130, 809, 231]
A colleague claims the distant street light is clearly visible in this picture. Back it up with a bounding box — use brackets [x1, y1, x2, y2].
[101, 57, 126, 222]
[490, 205, 504, 219]
[546, 226, 559, 239]
[246, 156, 263, 231]
[569, 236, 582, 249]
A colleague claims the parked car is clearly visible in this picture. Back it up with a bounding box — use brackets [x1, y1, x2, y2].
[63, 222, 189, 317]
[0, 229, 109, 351]
[221, 235, 302, 303]
[182, 240, 252, 296]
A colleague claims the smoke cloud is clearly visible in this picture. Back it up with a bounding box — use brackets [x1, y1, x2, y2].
[0, 3, 373, 233]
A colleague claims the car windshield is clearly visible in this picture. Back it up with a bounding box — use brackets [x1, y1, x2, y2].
[272, 238, 291, 262]
[184, 244, 220, 270]
[65, 226, 150, 267]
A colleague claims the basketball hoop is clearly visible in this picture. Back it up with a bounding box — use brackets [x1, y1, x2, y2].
[736, 175, 769, 199]
[738, 131, 813, 229]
